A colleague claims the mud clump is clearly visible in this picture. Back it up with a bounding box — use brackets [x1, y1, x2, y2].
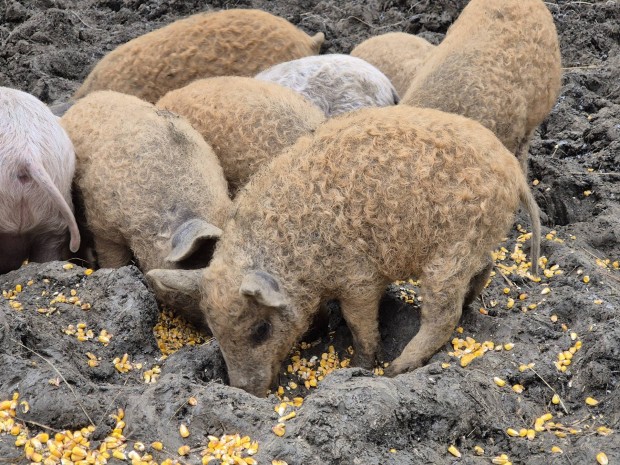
[1, 1, 619, 464]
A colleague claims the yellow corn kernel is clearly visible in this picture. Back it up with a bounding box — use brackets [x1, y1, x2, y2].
[541, 287, 551, 295]
[555, 431, 567, 438]
[597, 426, 612, 436]
[179, 424, 190, 438]
[447, 445, 461, 458]
[84, 269, 94, 276]
[492, 454, 510, 465]
[583, 275, 590, 283]
[512, 384, 524, 393]
[272, 461, 288, 465]
[151, 442, 163, 451]
[63, 263, 74, 270]
[474, 445, 484, 455]
[552, 394, 560, 405]
[503, 288, 510, 294]
[551, 446, 563, 454]
[586, 397, 599, 406]
[279, 411, 296, 422]
[506, 428, 520, 437]
[504, 343, 514, 351]
[597, 452, 608, 465]
[272, 423, 286, 437]
[177, 445, 190, 456]
[506, 298, 515, 309]
[188, 397, 198, 406]
[541, 413, 553, 422]
[494, 377, 506, 387]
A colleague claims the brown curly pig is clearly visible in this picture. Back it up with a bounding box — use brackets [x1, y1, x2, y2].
[147, 106, 541, 397]
[401, 0, 561, 172]
[157, 77, 325, 194]
[351, 32, 435, 97]
[73, 9, 325, 103]
[61, 91, 231, 324]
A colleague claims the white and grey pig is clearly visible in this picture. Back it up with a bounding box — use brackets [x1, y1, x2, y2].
[401, 0, 562, 172]
[74, 9, 324, 104]
[255, 54, 399, 117]
[61, 91, 232, 322]
[0, 87, 80, 275]
[351, 32, 435, 97]
[148, 106, 541, 397]
[157, 77, 325, 194]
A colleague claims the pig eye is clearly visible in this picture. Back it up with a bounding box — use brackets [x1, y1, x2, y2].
[250, 320, 272, 345]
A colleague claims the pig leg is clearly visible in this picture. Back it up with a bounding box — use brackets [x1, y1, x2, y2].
[29, 231, 70, 263]
[386, 268, 469, 377]
[515, 130, 534, 176]
[463, 258, 493, 309]
[93, 236, 133, 268]
[0, 233, 29, 274]
[339, 284, 384, 369]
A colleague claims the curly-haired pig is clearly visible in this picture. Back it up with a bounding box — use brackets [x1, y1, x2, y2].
[157, 77, 326, 194]
[351, 32, 435, 97]
[74, 9, 325, 104]
[61, 91, 231, 320]
[0, 87, 80, 275]
[400, 0, 561, 173]
[255, 54, 399, 117]
[147, 106, 541, 397]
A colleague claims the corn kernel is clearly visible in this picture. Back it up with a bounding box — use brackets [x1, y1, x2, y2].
[550, 315, 558, 322]
[151, 442, 163, 451]
[552, 394, 560, 405]
[585, 397, 599, 406]
[583, 275, 590, 283]
[597, 452, 608, 465]
[506, 428, 519, 437]
[62, 263, 74, 270]
[474, 446, 484, 455]
[177, 445, 190, 456]
[447, 445, 461, 458]
[512, 384, 524, 393]
[272, 423, 286, 437]
[597, 426, 612, 436]
[494, 377, 506, 387]
[504, 343, 514, 351]
[551, 446, 563, 454]
[179, 424, 190, 438]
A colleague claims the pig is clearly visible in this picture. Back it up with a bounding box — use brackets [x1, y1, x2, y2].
[400, 0, 562, 173]
[147, 106, 541, 397]
[60, 91, 231, 322]
[0, 87, 80, 275]
[255, 54, 399, 117]
[74, 9, 325, 104]
[156, 77, 326, 194]
[351, 32, 435, 97]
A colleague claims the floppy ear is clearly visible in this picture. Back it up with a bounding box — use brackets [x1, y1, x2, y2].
[145, 268, 208, 331]
[165, 219, 222, 265]
[240, 270, 287, 309]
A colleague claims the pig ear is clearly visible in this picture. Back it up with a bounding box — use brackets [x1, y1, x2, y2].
[165, 219, 222, 265]
[240, 271, 287, 309]
[145, 268, 208, 330]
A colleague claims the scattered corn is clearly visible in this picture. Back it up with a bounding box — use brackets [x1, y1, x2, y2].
[597, 452, 608, 465]
[154, 310, 212, 357]
[494, 377, 506, 387]
[474, 445, 484, 455]
[272, 423, 286, 437]
[597, 426, 612, 436]
[447, 445, 461, 458]
[506, 428, 520, 437]
[151, 441, 163, 451]
[551, 446, 563, 454]
[504, 343, 514, 351]
[552, 394, 560, 405]
[512, 384, 524, 393]
[585, 397, 599, 406]
[178, 445, 190, 456]
[179, 424, 190, 438]
[583, 275, 590, 283]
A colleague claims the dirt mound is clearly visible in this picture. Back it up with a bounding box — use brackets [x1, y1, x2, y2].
[1, 1, 619, 464]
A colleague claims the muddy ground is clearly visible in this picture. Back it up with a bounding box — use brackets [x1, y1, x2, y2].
[1, 0, 619, 464]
